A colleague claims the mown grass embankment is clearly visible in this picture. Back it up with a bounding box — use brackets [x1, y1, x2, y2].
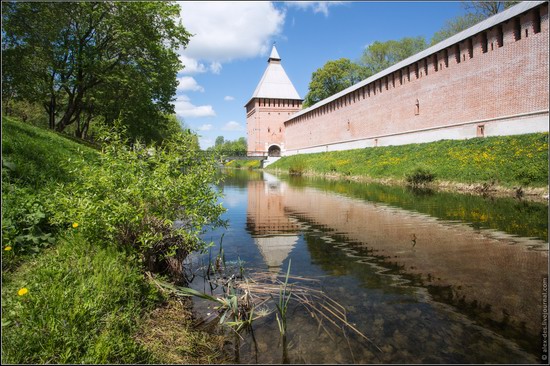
[268, 133, 549, 194]
[1, 117, 226, 364]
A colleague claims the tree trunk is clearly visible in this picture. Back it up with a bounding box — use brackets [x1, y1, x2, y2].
[56, 91, 83, 132]
[48, 96, 56, 130]
[75, 115, 82, 138]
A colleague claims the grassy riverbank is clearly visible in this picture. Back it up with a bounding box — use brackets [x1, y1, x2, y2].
[267, 133, 549, 196]
[1, 117, 226, 363]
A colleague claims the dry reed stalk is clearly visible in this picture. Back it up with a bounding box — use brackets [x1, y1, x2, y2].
[181, 267, 382, 353]
[227, 270, 382, 352]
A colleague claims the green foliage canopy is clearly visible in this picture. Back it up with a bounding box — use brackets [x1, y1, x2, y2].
[1, 1, 190, 143]
[360, 36, 428, 75]
[303, 58, 370, 108]
[209, 136, 248, 156]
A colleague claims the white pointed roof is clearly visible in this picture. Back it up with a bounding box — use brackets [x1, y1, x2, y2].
[248, 45, 301, 104]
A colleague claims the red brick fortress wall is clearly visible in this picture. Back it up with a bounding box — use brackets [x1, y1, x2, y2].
[283, 3, 549, 155]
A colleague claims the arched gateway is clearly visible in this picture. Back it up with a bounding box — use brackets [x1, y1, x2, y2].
[245, 45, 303, 157]
[267, 144, 281, 157]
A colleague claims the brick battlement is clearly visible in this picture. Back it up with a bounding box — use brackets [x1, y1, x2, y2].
[251, 2, 549, 155]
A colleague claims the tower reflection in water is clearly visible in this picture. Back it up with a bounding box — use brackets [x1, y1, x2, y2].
[246, 172, 300, 272]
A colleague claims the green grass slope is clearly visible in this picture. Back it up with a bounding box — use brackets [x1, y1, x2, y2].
[269, 133, 549, 188]
[2, 116, 99, 189]
[1, 117, 159, 363]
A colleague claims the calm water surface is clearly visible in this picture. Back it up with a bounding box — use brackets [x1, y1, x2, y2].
[188, 169, 548, 364]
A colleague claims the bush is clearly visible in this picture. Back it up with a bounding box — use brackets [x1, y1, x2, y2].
[289, 162, 305, 176]
[44, 125, 225, 277]
[514, 165, 546, 187]
[1, 185, 56, 270]
[405, 167, 436, 187]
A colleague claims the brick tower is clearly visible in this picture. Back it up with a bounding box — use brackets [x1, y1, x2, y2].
[245, 45, 302, 156]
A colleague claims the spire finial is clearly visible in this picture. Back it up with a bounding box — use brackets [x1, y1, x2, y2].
[269, 43, 281, 62]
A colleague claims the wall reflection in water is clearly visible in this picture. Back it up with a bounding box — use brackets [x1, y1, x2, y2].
[244, 172, 548, 356]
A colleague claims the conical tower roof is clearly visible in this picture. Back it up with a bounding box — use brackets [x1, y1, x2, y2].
[248, 45, 301, 104]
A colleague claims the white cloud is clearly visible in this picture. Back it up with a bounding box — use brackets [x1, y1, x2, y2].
[178, 2, 285, 74]
[177, 76, 204, 92]
[210, 62, 222, 74]
[285, 1, 343, 17]
[180, 54, 208, 74]
[198, 124, 214, 131]
[222, 121, 244, 131]
[173, 95, 216, 118]
[224, 95, 235, 101]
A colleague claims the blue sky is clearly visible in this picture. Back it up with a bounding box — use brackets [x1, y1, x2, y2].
[175, 1, 467, 149]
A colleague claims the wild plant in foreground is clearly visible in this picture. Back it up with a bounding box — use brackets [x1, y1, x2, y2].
[272, 259, 292, 337]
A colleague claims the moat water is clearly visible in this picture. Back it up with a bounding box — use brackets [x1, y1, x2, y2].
[187, 169, 548, 364]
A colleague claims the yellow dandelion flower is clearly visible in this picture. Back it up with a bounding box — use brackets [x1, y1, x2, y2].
[72, 222, 79, 228]
[4, 246, 12, 251]
[18, 288, 28, 296]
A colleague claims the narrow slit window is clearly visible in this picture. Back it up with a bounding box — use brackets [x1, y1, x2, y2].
[481, 32, 488, 53]
[514, 18, 521, 41]
[497, 25, 504, 47]
[533, 9, 541, 34]
[415, 99, 420, 115]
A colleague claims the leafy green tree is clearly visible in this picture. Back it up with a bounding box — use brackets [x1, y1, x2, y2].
[430, 1, 519, 45]
[430, 13, 485, 45]
[303, 58, 370, 108]
[360, 36, 428, 75]
[215, 136, 225, 147]
[209, 136, 247, 156]
[2, 1, 190, 143]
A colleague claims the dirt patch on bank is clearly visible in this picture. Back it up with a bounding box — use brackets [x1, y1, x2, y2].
[135, 297, 230, 364]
